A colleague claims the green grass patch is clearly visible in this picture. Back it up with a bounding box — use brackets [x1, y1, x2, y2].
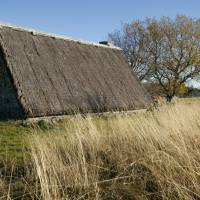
[0, 122, 30, 162]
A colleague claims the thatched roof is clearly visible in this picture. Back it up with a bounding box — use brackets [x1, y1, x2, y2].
[0, 24, 151, 118]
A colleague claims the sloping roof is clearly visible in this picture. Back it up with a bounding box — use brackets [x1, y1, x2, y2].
[0, 24, 151, 118]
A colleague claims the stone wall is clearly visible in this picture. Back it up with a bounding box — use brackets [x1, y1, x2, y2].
[0, 48, 24, 120]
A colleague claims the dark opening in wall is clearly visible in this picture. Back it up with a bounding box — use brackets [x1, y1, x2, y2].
[0, 45, 24, 120]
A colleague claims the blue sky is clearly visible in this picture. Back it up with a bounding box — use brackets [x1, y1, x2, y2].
[0, 0, 199, 42]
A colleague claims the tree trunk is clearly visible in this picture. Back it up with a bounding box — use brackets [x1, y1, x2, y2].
[166, 95, 173, 102]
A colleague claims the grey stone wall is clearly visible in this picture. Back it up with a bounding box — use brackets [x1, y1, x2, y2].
[0, 49, 24, 120]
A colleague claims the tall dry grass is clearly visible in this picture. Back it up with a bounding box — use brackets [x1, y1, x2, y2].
[30, 100, 200, 200]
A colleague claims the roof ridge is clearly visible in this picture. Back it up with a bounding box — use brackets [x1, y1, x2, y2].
[0, 22, 121, 50]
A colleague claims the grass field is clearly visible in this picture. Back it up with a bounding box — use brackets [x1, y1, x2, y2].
[0, 98, 200, 199]
[0, 122, 30, 161]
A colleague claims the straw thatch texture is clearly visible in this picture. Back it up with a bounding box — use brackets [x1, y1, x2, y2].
[0, 26, 151, 118]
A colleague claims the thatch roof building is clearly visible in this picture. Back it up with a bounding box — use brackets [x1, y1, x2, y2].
[0, 24, 151, 120]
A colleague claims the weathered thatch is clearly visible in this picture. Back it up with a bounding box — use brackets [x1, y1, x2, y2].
[0, 24, 151, 119]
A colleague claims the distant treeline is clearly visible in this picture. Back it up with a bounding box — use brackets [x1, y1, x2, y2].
[143, 82, 200, 98]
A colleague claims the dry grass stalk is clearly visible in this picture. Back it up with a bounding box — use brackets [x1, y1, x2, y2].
[29, 100, 200, 199]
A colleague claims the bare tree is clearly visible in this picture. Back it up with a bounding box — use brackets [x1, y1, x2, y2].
[109, 16, 200, 101]
[108, 21, 150, 80]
